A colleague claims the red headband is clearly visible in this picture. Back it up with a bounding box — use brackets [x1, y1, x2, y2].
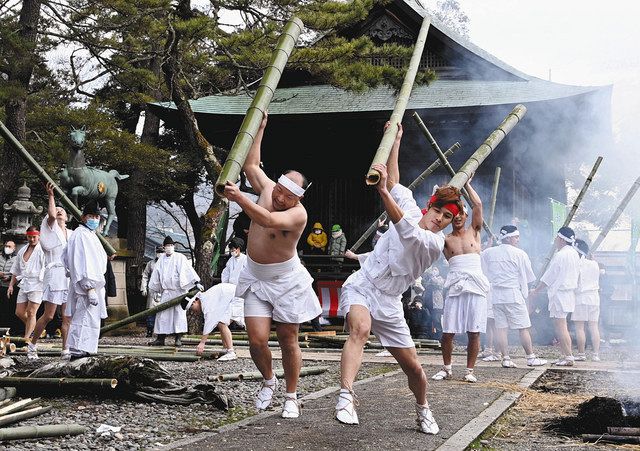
[26, 230, 40, 236]
[424, 195, 461, 217]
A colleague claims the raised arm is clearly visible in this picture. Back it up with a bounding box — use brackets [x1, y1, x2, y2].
[465, 180, 483, 233]
[372, 163, 403, 224]
[384, 121, 402, 190]
[45, 182, 57, 227]
[242, 112, 273, 195]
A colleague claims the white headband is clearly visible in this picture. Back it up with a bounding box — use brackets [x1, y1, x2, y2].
[499, 230, 520, 241]
[576, 247, 587, 257]
[278, 174, 306, 197]
[557, 232, 575, 244]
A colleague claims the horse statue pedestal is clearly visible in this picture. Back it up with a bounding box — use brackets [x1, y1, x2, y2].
[103, 238, 138, 336]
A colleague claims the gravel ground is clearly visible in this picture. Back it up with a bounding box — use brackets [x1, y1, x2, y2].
[0, 336, 397, 451]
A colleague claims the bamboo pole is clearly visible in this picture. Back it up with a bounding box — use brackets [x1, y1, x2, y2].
[350, 142, 460, 252]
[0, 398, 41, 416]
[212, 366, 329, 382]
[0, 405, 52, 427]
[536, 156, 603, 280]
[215, 17, 304, 195]
[448, 105, 527, 189]
[582, 434, 640, 444]
[412, 112, 498, 240]
[591, 175, 640, 252]
[366, 17, 431, 185]
[0, 377, 118, 389]
[99, 288, 199, 335]
[0, 424, 86, 441]
[0, 121, 116, 255]
[488, 167, 501, 230]
[607, 427, 640, 436]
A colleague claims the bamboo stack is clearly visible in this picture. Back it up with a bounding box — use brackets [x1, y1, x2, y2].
[0, 397, 53, 428]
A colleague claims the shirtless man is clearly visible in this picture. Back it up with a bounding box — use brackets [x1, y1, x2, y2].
[223, 112, 321, 419]
[432, 180, 490, 383]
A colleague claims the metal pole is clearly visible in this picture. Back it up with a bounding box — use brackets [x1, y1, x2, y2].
[0, 121, 116, 255]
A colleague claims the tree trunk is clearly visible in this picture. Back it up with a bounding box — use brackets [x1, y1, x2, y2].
[0, 0, 42, 206]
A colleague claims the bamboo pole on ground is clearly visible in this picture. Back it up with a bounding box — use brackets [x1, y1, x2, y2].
[366, 17, 431, 185]
[351, 142, 460, 252]
[536, 156, 603, 280]
[412, 112, 498, 240]
[591, 175, 640, 252]
[215, 17, 304, 195]
[0, 121, 116, 255]
[212, 366, 329, 382]
[0, 424, 86, 441]
[99, 288, 199, 335]
[488, 166, 501, 230]
[0, 398, 41, 416]
[582, 434, 640, 444]
[0, 405, 52, 427]
[448, 105, 527, 189]
[0, 378, 117, 389]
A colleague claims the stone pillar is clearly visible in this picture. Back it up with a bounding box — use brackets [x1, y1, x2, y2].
[103, 237, 137, 335]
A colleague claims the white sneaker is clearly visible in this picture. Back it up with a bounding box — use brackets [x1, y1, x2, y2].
[481, 354, 501, 362]
[431, 367, 453, 381]
[27, 343, 39, 360]
[526, 356, 548, 366]
[416, 404, 439, 434]
[218, 350, 237, 362]
[477, 349, 495, 359]
[281, 395, 300, 419]
[60, 349, 71, 361]
[501, 358, 517, 368]
[553, 358, 574, 367]
[591, 354, 601, 362]
[335, 390, 359, 425]
[255, 377, 279, 410]
[574, 353, 587, 361]
[375, 350, 392, 357]
[464, 370, 477, 383]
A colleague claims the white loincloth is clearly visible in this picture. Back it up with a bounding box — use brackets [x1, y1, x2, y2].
[443, 254, 489, 334]
[236, 255, 321, 324]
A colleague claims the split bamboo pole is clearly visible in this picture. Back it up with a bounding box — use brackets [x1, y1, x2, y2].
[536, 156, 603, 280]
[0, 122, 116, 255]
[215, 17, 304, 195]
[0, 377, 118, 390]
[99, 288, 199, 335]
[366, 17, 431, 185]
[0, 424, 86, 441]
[488, 167, 501, 230]
[448, 105, 527, 189]
[412, 112, 498, 240]
[0, 405, 52, 427]
[0, 398, 41, 416]
[351, 142, 460, 252]
[591, 175, 640, 252]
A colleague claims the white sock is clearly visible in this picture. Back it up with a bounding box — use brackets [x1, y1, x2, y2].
[264, 375, 277, 386]
[466, 368, 474, 373]
[285, 392, 297, 399]
[444, 364, 452, 371]
[417, 402, 430, 410]
[503, 355, 511, 360]
[526, 354, 536, 359]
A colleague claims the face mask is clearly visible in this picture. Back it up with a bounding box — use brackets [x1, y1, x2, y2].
[314, 230, 321, 234]
[231, 249, 240, 257]
[85, 218, 100, 231]
[332, 231, 342, 238]
[164, 245, 175, 256]
[4, 247, 14, 255]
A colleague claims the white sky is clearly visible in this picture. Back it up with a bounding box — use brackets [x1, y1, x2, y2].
[455, 0, 640, 149]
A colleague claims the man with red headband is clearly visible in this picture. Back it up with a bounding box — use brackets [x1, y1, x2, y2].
[8, 225, 45, 351]
[337, 122, 462, 435]
[432, 177, 489, 383]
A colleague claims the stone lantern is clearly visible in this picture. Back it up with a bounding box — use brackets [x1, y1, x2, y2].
[2, 182, 43, 242]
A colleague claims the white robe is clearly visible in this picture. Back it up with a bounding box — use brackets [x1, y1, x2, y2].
[576, 258, 600, 306]
[39, 217, 73, 303]
[63, 225, 108, 354]
[140, 259, 160, 309]
[221, 253, 247, 285]
[11, 243, 45, 293]
[481, 243, 535, 304]
[540, 245, 580, 312]
[200, 283, 244, 334]
[149, 253, 200, 334]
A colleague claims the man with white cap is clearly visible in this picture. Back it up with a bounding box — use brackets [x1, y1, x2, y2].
[337, 122, 463, 434]
[432, 180, 490, 383]
[148, 236, 202, 347]
[185, 282, 244, 360]
[223, 112, 321, 419]
[529, 226, 580, 366]
[571, 239, 601, 362]
[481, 225, 547, 368]
[62, 201, 108, 358]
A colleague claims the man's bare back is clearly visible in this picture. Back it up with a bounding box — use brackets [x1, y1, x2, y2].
[246, 182, 307, 264]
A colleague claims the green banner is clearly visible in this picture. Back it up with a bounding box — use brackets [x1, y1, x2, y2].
[549, 198, 568, 242]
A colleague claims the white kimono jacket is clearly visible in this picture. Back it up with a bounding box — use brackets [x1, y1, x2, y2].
[540, 245, 580, 311]
[199, 283, 244, 334]
[221, 253, 247, 285]
[149, 252, 200, 334]
[63, 225, 108, 354]
[39, 217, 72, 303]
[11, 243, 45, 293]
[576, 257, 600, 306]
[481, 243, 535, 304]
